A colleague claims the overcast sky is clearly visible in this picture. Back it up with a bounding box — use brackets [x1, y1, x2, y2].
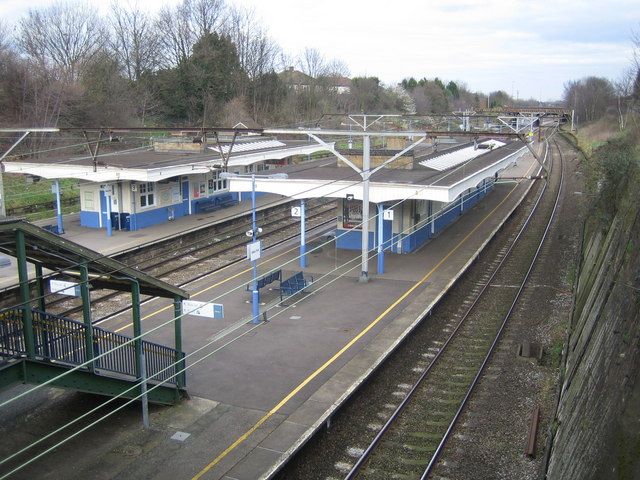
[1, 0, 638, 100]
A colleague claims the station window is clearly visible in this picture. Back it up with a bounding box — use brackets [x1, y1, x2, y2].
[208, 171, 227, 194]
[139, 182, 155, 207]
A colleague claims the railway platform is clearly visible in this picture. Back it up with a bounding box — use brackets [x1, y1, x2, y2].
[0, 153, 541, 479]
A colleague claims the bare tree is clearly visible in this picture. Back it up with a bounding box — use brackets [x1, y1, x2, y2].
[110, 2, 160, 82]
[156, 3, 193, 66]
[190, 0, 227, 37]
[298, 47, 326, 78]
[18, 1, 107, 82]
[225, 6, 278, 80]
[325, 58, 350, 78]
[564, 77, 615, 125]
[156, 0, 227, 67]
[0, 20, 13, 53]
[613, 67, 635, 130]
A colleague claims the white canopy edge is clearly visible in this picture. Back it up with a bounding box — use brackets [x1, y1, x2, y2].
[4, 143, 332, 182]
[228, 145, 527, 204]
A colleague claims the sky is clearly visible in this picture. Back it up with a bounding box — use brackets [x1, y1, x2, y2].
[1, 0, 638, 101]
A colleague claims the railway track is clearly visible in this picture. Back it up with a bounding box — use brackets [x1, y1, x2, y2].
[25, 199, 336, 323]
[343, 143, 562, 479]
[276, 139, 565, 480]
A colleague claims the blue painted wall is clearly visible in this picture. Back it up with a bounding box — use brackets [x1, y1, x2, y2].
[80, 211, 100, 228]
[336, 229, 376, 250]
[238, 191, 266, 202]
[337, 181, 495, 255]
[134, 203, 189, 229]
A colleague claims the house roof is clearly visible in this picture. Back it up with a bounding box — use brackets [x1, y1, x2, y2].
[279, 68, 314, 85]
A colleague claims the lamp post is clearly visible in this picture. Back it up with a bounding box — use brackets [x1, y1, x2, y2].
[220, 171, 288, 324]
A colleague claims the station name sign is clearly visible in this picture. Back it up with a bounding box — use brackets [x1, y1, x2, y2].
[182, 300, 224, 319]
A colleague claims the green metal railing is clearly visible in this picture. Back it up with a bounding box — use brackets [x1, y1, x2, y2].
[0, 308, 185, 387]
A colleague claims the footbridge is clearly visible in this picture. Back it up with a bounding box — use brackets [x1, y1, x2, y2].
[0, 219, 189, 405]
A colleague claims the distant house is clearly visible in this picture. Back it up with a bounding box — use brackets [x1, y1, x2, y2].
[279, 67, 314, 91]
[327, 75, 351, 94]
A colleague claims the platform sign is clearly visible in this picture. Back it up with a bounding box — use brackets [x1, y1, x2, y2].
[247, 240, 262, 261]
[182, 300, 224, 319]
[291, 206, 301, 218]
[50, 279, 80, 297]
[383, 209, 394, 221]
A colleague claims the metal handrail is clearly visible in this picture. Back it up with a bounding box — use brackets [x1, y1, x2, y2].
[0, 307, 183, 385]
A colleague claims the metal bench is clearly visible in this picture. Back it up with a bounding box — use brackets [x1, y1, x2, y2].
[42, 224, 61, 235]
[280, 271, 313, 301]
[246, 269, 282, 292]
[217, 193, 237, 208]
[198, 193, 238, 213]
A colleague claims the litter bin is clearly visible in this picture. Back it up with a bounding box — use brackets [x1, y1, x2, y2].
[121, 213, 131, 231]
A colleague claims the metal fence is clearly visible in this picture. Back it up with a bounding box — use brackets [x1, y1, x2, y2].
[0, 308, 184, 386]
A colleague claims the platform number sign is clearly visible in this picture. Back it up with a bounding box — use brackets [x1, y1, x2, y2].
[291, 206, 301, 218]
[383, 209, 394, 221]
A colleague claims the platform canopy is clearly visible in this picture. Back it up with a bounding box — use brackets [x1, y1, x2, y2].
[0, 219, 189, 299]
[3, 139, 331, 183]
[226, 141, 527, 204]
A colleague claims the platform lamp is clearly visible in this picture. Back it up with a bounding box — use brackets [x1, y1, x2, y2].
[219, 171, 288, 324]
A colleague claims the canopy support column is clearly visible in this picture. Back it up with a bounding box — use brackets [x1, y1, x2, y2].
[300, 199, 307, 269]
[359, 135, 370, 283]
[377, 203, 385, 275]
[53, 180, 64, 234]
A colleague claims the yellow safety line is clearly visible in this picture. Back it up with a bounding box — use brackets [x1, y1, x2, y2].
[192, 164, 535, 479]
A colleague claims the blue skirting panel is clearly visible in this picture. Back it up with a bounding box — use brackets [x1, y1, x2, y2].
[134, 203, 189, 229]
[80, 203, 189, 230]
[336, 229, 376, 250]
[396, 181, 494, 254]
[80, 211, 100, 228]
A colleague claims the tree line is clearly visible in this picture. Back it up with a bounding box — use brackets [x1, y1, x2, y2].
[2, 0, 635, 132]
[0, 0, 544, 131]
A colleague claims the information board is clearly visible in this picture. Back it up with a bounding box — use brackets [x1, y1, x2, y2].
[50, 280, 80, 297]
[182, 300, 224, 319]
[247, 240, 262, 261]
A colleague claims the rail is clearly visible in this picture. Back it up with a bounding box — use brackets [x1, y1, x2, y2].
[344, 139, 562, 479]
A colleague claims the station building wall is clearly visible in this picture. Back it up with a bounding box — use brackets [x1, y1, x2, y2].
[335, 179, 494, 254]
[78, 162, 275, 231]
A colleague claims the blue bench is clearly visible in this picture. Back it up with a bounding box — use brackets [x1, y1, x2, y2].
[197, 193, 238, 213]
[42, 224, 61, 234]
[280, 271, 313, 301]
[217, 193, 237, 208]
[246, 269, 282, 292]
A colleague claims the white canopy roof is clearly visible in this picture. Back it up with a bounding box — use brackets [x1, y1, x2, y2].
[4, 142, 330, 183]
[228, 144, 527, 204]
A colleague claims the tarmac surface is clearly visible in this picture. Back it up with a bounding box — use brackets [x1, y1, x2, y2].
[0, 151, 541, 479]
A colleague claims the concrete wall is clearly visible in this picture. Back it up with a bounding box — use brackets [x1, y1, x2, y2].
[547, 192, 640, 479]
